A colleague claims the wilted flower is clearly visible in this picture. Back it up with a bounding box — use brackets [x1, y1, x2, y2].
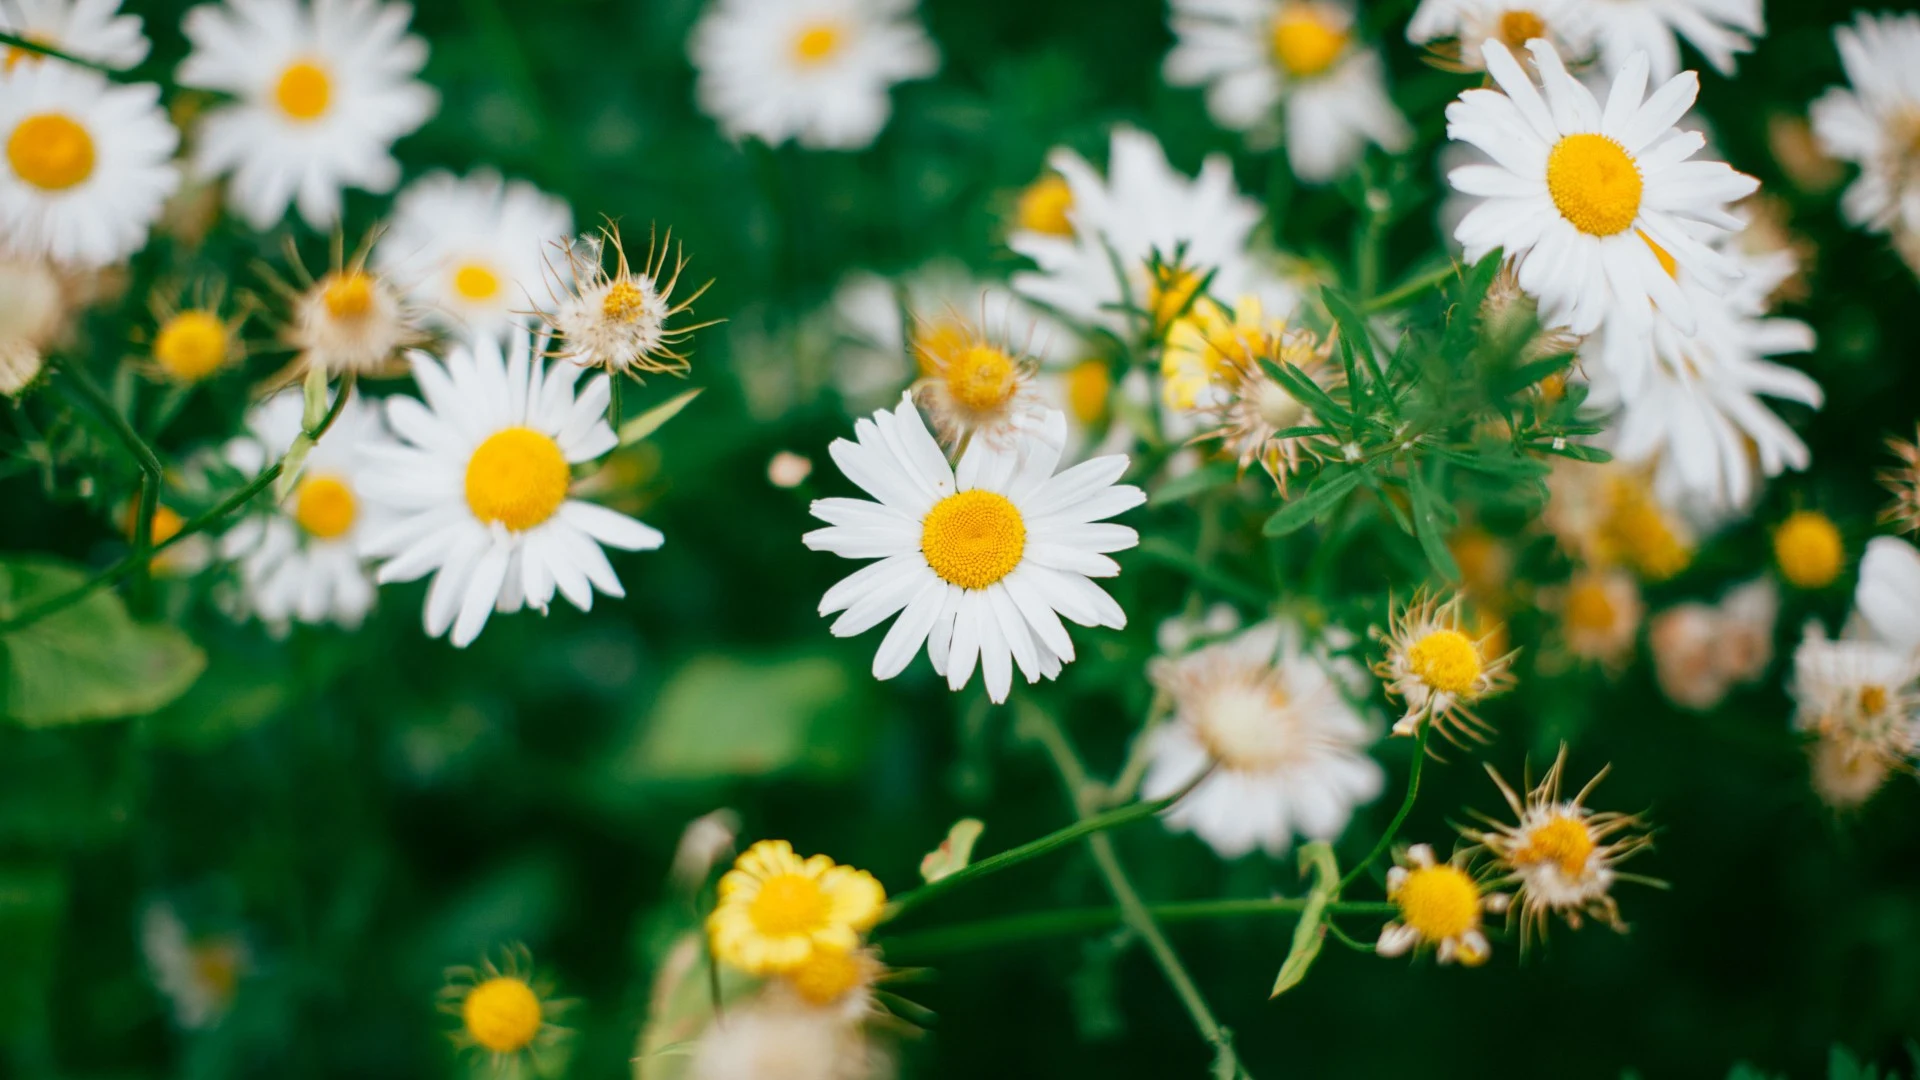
[541, 224, 711, 378]
[1372, 591, 1516, 741]
[1376, 843, 1508, 967]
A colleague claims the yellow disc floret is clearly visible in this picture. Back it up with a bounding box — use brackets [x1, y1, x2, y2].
[465, 427, 570, 532]
[1562, 578, 1616, 635]
[921, 489, 1026, 590]
[461, 976, 542, 1055]
[1270, 6, 1348, 78]
[1513, 814, 1595, 877]
[153, 311, 231, 382]
[293, 474, 358, 540]
[601, 278, 653, 324]
[1147, 264, 1204, 333]
[783, 946, 868, 1007]
[1392, 863, 1482, 942]
[274, 60, 332, 122]
[1408, 628, 1483, 696]
[1860, 684, 1890, 716]
[1064, 359, 1112, 426]
[943, 345, 1018, 412]
[1774, 510, 1844, 589]
[1017, 173, 1075, 237]
[1546, 134, 1643, 237]
[1497, 9, 1547, 49]
[791, 22, 843, 66]
[322, 272, 375, 320]
[453, 262, 502, 302]
[8, 113, 95, 191]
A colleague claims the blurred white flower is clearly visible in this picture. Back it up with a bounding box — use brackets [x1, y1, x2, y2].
[1857, 536, 1920, 651]
[1790, 621, 1920, 775]
[687, 997, 885, 1080]
[140, 904, 248, 1031]
[1, 0, 149, 70]
[374, 169, 573, 339]
[1407, 0, 1594, 71]
[1585, 0, 1761, 83]
[768, 451, 814, 489]
[1811, 13, 1920, 245]
[670, 809, 742, 892]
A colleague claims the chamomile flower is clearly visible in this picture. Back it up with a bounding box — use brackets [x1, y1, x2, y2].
[1162, 0, 1411, 183]
[1140, 620, 1384, 859]
[176, 0, 437, 230]
[707, 840, 886, 976]
[1, 0, 149, 71]
[1407, 0, 1594, 71]
[438, 946, 570, 1073]
[125, 502, 213, 577]
[688, 0, 938, 151]
[803, 397, 1144, 704]
[272, 241, 426, 379]
[0, 61, 178, 267]
[1648, 601, 1725, 710]
[1542, 459, 1694, 580]
[1009, 127, 1298, 340]
[358, 327, 664, 648]
[1809, 732, 1894, 812]
[1879, 425, 1920, 536]
[1585, 0, 1761, 82]
[144, 283, 248, 384]
[1191, 316, 1338, 492]
[1812, 14, 1920, 246]
[373, 169, 573, 339]
[1545, 567, 1643, 671]
[1462, 747, 1653, 944]
[1371, 591, 1516, 741]
[1162, 294, 1278, 412]
[1376, 843, 1508, 967]
[139, 904, 248, 1031]
[1857, 536, 1920, 651]
[910, 317, 1046, 451]
[1790, 622, 1920, 774]
[541, 224, 710, 378]
[220, 388, 389, 632]
[1445, 39, 1758, 336]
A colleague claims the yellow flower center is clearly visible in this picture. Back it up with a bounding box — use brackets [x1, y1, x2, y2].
[1064, 359, 1112, 426]
[1546, 134, 1643, 237]
[189, 943, 241, 1003]
[293, 474, 358, 539]
[1407, 628, 1483, 695]
[1601, 478, 1690, 581]
[7, 113, 95, 191]
[784, 947, 866, 1006]
[911, 318, 972, 377]
[453, 262, 502, 302]
[1640, 230, 1678, 278]
[322, 272, 375, 320]
[944, 345, 1018, 412]
[1860, 684, 1890, 716]
[1513, 814, 1595, 877]
[921, 489, 1027, 590]
[464, 427, 570, 532]
[274, 60, 332, 122]
[1148, 265, 1204, 331]
[461, 976, 542, 1055]
[601, 278, 651, 324]
[1017, 174, 1076, 237]
[1270, 7, 1348, 77]
[1497, 9, 1547, 49]
[1562, 579, 1616, 634]
[791, 22, 844, 66]
[153, 311, 230, 382]
[748, 872, 829, 936]
[1394, 864, 1481, 941]
[1773, 510, 1844, 589]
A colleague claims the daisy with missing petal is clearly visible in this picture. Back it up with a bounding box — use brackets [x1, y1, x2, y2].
[1140, 620, 1384, 859]
[144, 281, 249, 385]
[707, 840, 886, 976]
[1585, 0, 1761, 83]
[1407, 0, 1594, 71]
[910, 315, 1046, 451]
[804, 397, 1144, 704]
[1445, 39, 1758, 336]
[358, 327, 664, 648]
[1790, 621, 1920, 778]
[220, 388, 391, 631]
[2, 0, 149, 71]
[1811, 14, 1920, 245]
[269, 238, 426, 379]
[1376, 844, 1509, 967]
[176, 0, 437, 230]
[1162, 0, 1411, 183]
[689, 0, 938, 151]
[0, 62, 177, 267]
[1461, 746, 1653, 944]
[541, 224, 711, 379]
[373, 169, 573, 339]
[1372, 591, 1516, 741]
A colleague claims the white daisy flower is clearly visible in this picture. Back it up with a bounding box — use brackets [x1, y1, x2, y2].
[0, 61, 177, 267]
[1585, 0, 1761, 83]
[1009, 126, 1298, 340]
[175, 0, 437, 231]
[1857, 536, 1920, 651]
[139, 904, 248, 1031]
[1407, 0, 1594, 70]
[2, 0, 149, 70]
[1810, 13, 1920, 242]
[1140, 619, 1385, 859]
[1444, 39, 1758, 336]
[359, 326, 665, 647]
[220, 388, 391, 632]
[1162, 0, 1410, 183]
[1790, 621, 1920, 771]
[688, 0, 938, 151]
[803, 396, 1144, 704]
[373, 169, 573, 339]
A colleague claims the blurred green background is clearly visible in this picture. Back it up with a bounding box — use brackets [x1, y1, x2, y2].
[4, 0, 1920, 1076]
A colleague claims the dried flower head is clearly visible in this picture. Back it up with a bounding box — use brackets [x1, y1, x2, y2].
[1371, 591, 1517, 742]
[909, 309, 1045, 450]
[266, 232, 427, 383]
[1191, 313, 1340, 492]
[1376, 843, 1509, 967]
[542, 222, 713, 378]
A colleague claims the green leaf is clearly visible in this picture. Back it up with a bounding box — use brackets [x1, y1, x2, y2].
[1149, 459, 1238, 506]
[1321, 286, 1379, 378]
[919, 818, 986, 883]
[1270, 361, 1351, 426]
[617, 387, 703, 446]
[1406, 465, 1461, 582]
[1533, 440, 1613, 464]
[1270, 841, 1339, 997]
[0, 559, 205, 726]
[1263, 467, 1363, 537]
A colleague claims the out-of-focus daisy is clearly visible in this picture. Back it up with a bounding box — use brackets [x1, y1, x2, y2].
[1772, 509, 1845, 591]
[1545, 567, 1643, 671]
[1371, 591, 1516, 741]
[176, 0, 437, 230]
[1407, 0, 1594, 72]
[1584, 0, 1761, 82]
[768, 450, 814, 489]
[541, 224, 710, 379]
[804, 398, 1143, 704]
[707, 840, 885, 976]
[686, 997, 886, 1080]
[373, 169, 573, 339]
[1140, 619, 1384, 859]
[0, 253, 63, 394]
[1445, 39, 1757, 336]
[1190, 313, 1338, 492]
[220, 388, 389, 631]
[1155, 601, 1242, 656]
[1880, 425, 1920, 535]
[2, 0, 149, 70]
[910, 315, 1046, 451]
[438, 946, 570, 1074]
[688, 0, 938, 151]
[1376, 843, 1508, 967]
[125, 502, 213, 577]
[1647, 577, 1777, 711]
[1010, 127, 1297, 341]
[1809, 732, 1893, 812]
[1812, 14, 1920, 246]
[0, 62, 177, 267]
[359, 328, 664, 647]
[1857, 536, 1920, 650]
[1790, 622, 1920, 777]
[1162, 0, 1410, 183]
[144, 283, 248, 384]
[1462, 746, 1652, 944]
[140, 904, 247, 1031]
[1542, 459, 1694, 581]
[270, 240, 426, 379]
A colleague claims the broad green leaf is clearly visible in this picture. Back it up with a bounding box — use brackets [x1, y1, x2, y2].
[0, 559, 205, 726]
[919, 818, 985, 883]
[614, 651, 875, 781]
[618, 387, 703, 446]
[1271, 841, 1339, 997]
[1263, 467, 1363, 537]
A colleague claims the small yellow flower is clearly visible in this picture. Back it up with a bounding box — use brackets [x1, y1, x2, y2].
[1190, 314, 1339, 492]
[1162, 294, 1279, 411]
[776, 945, 884, 1022]
[438, 945, 570, 1072]
[1376, 844, 1507, 966]
[144, 282, 250, 385]
[707, 840, 886, 976]
[1547, 568, 1644, 671]
[1773, 510, 1845, 589]
[1371, 591, 1516, 741]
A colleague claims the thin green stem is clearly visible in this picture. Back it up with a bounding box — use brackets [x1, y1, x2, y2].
[880, 899, 1398, 959]
[1337, 720, 1433, 893]
[1358, 261, 1458, 315]
[58, 358, 162, 599]
[0, 31, 118, 75]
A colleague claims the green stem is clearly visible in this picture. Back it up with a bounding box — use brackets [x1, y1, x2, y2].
[880, 898, 1398, 959]
[1336, 720, 1433, 893]
[0, 31, 118, 75]
[58, 359, 162, 600]
[1358, 262, 1458, 315]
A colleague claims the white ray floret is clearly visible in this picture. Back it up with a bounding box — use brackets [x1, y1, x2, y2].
[1811, 13, 1920, 243]
[1, 0, 150, 70]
